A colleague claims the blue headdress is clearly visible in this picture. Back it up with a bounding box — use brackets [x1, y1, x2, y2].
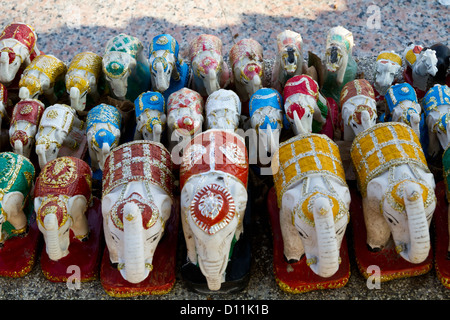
[422, 84, 450, 117]
[385, 83, 418, 113]
[93, 128, 117, 149]
[134, 91, 165, 118]
[86, 104, 122, 132]
[249, 88, 283, 130]
[149, 34, 182, 74]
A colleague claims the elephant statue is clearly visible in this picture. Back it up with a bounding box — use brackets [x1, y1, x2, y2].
[18, 54, 67, 104]
[403, 43, 439, 96]
[101, 140, 175, 284]
[148, 34, 190, 101]
[35, 103, 85, 169]
[86, 103, 122, 171]
[0, 22, 42, 86]
[283, 75, 326, 136]
[102, 33, 150, 101]
[34, 156, 92, 261]
[65, 51, 103, 112]
[429, 43, 450, 86]
[351, 122, 436, 264]
[423, 84, 450, 158]
[180, 129, 249, 290]
[340, 79, 377, 141]
[188, 34, 230, 97]
[0, 152, 35, 244]
[373, 51, 403, 99]
[272, 133, 350, 278]
[249, 88, 284, 165]
[384, 83, 423, 141]
[271, 30, 306, 93]
[204, 89, 241, 131]
[167, 87, 204, 152]
[229, 38, 264, 104]
[321, 26, 357, 104]
[134, 91, 166, 142]
[9, 99, 45, 157]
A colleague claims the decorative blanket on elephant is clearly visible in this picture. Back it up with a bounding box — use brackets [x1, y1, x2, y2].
[188, 34, 222, 61]
[422, 84, 450, 117]
[102, 140, 175, 199]
[86, 103, 122, 132]
[272, 133, 345, 207]
[105, 34, 143, 60]
[0, 23, 39, 60]
[229, 39, 263, 68]
[11, 99, 45, 126]
[384, 83, 418, 114]
[39, 104, 75, 134]
[180, 130, 249, 190]
[66, 52, 102, 91]
[135, 91, 165, 117]
[350, 122, 429, 197]
[34, 157, 92, 202]
[21, 55, 66, 83]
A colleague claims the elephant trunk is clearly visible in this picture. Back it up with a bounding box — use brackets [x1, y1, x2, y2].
[409, 113, 421, 139]
[14, 139, 23, 156]
[43, 214, 66, 261]
[361, 110, 372, 131]
[402, 182, 430, 264]
[36, 144, 47, 169]
[205, 68, 219, 95]
[250, 74, 262, 98]
[310, 197, 340, 278]
[199, 259, 226, 291]
[155, 62, 169, 92]
[70, 87, 81, 111]
[0, 52, 14, 84]
[122, 202, 149, 284]
[99, 142, 110, 171]
[293, 111, 306, 135]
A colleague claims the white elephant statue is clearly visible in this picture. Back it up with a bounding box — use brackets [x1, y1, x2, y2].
[248, 88, 284, 165]
[384, 82, 422, 139]
[86, 103, 122, 171]
[148, 34, 190, 101]
[340, 79, 377, 141]
[271, 30, 306, 93]
[18, 54, 67, 103]
[101, 140, 175, 284]
[272, 133, 350, 278]
[34, 156, 92, 261]
[229, 38, 264, 103]
[9, 99, 45, 157]
[0, 152, 35, 244]
[188, 34, 230, 97]
[102, 33, 150, 101]
[204, 89, 241, 131]
[65, 51, 103, 112]
[373, 51, 403, 98]
[134, 91, 166, 142]
[283, 75, 326, 135]
[423, 84, 450, 157]
[0, 22, 42, 86]
[180, 129, 249, 290]
[167, 87, 204, 152]
[351, 122, 436, 264]
[35, 103, 85, 169]
[403, 43, 438, 94]
[321, 26, 357, 104]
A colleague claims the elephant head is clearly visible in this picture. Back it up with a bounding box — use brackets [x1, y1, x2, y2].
[68, 84, 89, 112]
[374, 51, 402, 96]
[0, 48, 25, 85]
[275, 30, 304, 82]
[35, 129, 65, 169]
[325, 26, 354, 87]
[149, 34, 180, 93]
[103, 51, 136, 100]
[88, 129, 117, 171]
[205, 89, 241, 131]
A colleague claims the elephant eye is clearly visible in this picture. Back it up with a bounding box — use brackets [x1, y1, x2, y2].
[385, 212, 399, 225]
[352, 123, 358, 128]
[200, 74, 205, 79]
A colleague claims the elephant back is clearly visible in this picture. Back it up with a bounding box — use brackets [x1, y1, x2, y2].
[104, 34, 143, 60]
[189, 34, 222, 61]
[249, 88, 283, 117]
[350, 122, 429, 197]
[39, 104, 75, 134]
[34, 156, 92, 201]
[272, 133, 345, 207]
[384, 83, 418, 114]
[66, 51, 103, 90]
[20, 55, 67, 83]
[340, 79, 375, 106]
[11, 99, 45, 125]
[102, 140, 174, 198]
[229, 38, 263, 68]
[0, 23, 38, 56]
[180, 129, 249, 190]
[86, 103, 122, 132]
[423, 84, 450, 118]
[0, 152, 35, 205]
[134, 91, 165, 118]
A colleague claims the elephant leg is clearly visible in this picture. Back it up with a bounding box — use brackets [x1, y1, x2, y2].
[363, 197, 391, 251]
[280, 206, 304, 262]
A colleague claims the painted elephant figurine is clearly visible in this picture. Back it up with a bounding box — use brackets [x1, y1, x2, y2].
[101, 140, 175, 284]
[167, 88, 204, 152]
[0, 152, 35, 244]
[272, 133, 350, 278]
[0, 23, 42, 85]
[134, 91, 166, 142]
[384, 83, 423, 140]
[283, 75, 326, 135]
[34, 156, 92, 261]
[403, 43, 438, 95]
[340, 79, 377, 141]
[86, 103, 122, 171]
[148, 34, 190, 101]
[373, 51, 403, 99]
[188, 34, 230, 97]
[35, 103, 85, 169]
[351, 122, 436, 264]
[66, 51, 103, 112]
[18, 54, 67, 103]
[249, 88, 284, 165]
[9, 99, 45, 157]
[229, 38, 264, 103]
[180, 130, 249, 290]
[204, 89, 241, 131]
[423, 84, 450, 157]
[102, 33, 150, 101]
[321, 26, 357, 104]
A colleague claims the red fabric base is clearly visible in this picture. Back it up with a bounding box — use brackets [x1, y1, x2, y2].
[433, 181, 450, 289]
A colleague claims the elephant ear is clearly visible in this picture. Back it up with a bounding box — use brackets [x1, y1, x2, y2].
[34, 197, 43, 213]
[102, 193, 115, 219]
[67, 195, 88, 217]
